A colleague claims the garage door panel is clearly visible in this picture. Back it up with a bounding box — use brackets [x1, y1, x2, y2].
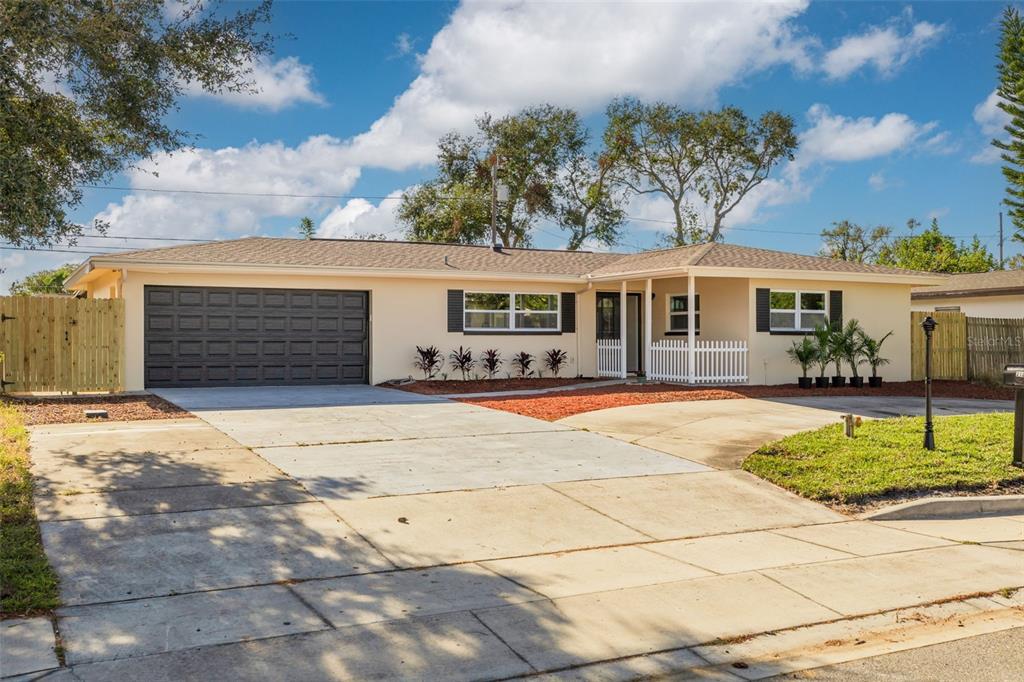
[145, 285, 368, 388]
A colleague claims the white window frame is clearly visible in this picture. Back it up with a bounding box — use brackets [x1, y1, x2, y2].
[769, 289, 829, 332]
[463, 291, 560, 332]
[666, 293, 700, 333]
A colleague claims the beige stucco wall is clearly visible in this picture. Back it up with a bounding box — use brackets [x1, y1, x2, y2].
[111, 270, 588, 391]
[912, 294, 1024, 318]
[84, 270, 122, 299]
[746, 277, 913, 385]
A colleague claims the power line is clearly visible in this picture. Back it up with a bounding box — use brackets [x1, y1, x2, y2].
[81, 184, 402, 201]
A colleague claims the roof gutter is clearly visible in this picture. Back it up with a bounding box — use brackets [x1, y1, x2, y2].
[912, 286, 1024, 300]
[77, 258, 592, 285]
[587, 265, 946, 286]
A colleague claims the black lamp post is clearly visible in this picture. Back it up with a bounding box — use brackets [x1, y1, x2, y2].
[921, 315, 937, 450]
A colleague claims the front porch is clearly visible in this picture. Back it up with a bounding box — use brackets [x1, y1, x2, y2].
[593, 274, 749, 384]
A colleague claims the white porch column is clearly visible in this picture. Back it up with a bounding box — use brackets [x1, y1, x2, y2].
[619, 279, 628, 378]
[687, 272, 696, 384]
[644, 278, 653, 376]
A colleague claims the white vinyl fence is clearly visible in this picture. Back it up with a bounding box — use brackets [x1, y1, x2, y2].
[596, 338, 622, 377]
[650, 339, 748, 384]
[598, 338, 749, 383]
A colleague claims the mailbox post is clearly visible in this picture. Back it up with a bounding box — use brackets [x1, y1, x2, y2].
[1004, 364, 1024, 468]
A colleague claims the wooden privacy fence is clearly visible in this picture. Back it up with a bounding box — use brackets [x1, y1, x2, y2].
[966, 316, 1024, 381]
[0, 296, 124, 393]
[911, 311, 1024, 381]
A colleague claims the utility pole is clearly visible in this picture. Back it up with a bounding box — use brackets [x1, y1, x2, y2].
[999, 211, 1004, 269]
[490, 155, 498, 250]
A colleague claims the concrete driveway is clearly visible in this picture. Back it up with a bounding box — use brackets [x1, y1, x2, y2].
[18, 386, 1024, 680]
[559, 396, 1015, 470]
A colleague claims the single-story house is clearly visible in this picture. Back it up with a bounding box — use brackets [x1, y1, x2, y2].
[911, 269, 1024, 318]
[66, 238, 944, 390]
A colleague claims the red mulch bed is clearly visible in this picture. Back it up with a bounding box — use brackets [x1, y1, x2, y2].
[386, 377, 599, 395]
[460, 381, 1015, 422]
[5, 394, 187, 426]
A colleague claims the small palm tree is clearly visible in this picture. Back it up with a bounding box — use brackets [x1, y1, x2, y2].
[858, 330, 893, 378]
[811, 323, 833, 379]
[837, 320, 865, 379]
[786, 337, 817, 379]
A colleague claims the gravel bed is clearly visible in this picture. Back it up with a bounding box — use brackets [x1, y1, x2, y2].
[6, 394, 187, 426]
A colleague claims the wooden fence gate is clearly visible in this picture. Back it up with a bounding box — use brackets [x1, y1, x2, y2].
[0, 296, 124, 393]
[911, 311, 1024, 381]
[910, 311, 967, 380]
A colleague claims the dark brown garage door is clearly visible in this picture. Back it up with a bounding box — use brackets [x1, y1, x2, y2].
[144, 285, 369, 388]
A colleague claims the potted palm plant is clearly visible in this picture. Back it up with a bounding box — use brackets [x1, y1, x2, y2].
[838, 320, 866, 388]
[828, 324, 847, 387]
[786, 337, 817, 388]
[858, 329, 893, 387]
[811, 324, 832, 388]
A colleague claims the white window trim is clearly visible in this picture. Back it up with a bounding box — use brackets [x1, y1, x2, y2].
[769, 289, 829, 332]
[666, 293, 700, 332]
[463, 291, 561, 332]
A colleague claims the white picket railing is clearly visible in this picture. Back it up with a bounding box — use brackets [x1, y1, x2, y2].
[596, 338, 622, 377]
[649, 339, 748, 384]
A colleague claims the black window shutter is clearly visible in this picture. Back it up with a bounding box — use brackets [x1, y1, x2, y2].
[755, 288, 770, 332]
[447, 290, 463, 332]
[829, 290, 843, 327]
[560, 292, 576, 333]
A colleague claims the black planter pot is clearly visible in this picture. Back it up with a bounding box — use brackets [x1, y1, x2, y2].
[831, 376, 846, 388]
[849, 376, 864, 388]
[868, 376, 883, 388]
[814, 376, 829, 388]
[798, 377, 813, 389]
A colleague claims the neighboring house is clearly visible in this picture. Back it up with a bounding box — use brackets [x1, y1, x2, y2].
[66, 238, 943, 389]
[911, 270, 1024, 318]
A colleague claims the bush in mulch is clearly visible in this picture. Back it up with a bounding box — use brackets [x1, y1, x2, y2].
[385, 377, 599, 395]
[460, 380, 1016, 422]
[4, 394, 187, 426]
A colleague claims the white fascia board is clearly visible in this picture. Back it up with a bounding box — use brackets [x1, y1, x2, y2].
[86, 259, 591, 286]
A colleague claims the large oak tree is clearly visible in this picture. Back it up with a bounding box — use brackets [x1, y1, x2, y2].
[1, 0, 274, 246]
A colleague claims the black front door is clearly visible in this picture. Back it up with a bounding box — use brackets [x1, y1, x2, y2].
[596, 292, 642, 372]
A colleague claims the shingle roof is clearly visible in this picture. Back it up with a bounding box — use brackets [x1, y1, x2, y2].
[95, 237, 621, 277]
[584, 242, 927, 278]
[911, 269, 1024, 298]
[84, 236, 935, 281]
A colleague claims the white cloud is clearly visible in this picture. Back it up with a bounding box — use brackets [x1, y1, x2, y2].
[971, 90, 1011, 164]
[95, 136, 361, 238]
[799, 104, 936, 162]
[318, 190, 407, 239]
[868, 171, 888, 191]
[392, 32, 416, 58]
[823, 16, 945, 80]
[344, 0, 813, 169]
[185, 56, 325, 111]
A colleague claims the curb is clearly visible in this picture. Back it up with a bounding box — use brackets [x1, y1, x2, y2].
[860, 495, 1024, 520]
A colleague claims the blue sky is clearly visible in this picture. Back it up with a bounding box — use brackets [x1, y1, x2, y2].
[7, 0, 1021, 289]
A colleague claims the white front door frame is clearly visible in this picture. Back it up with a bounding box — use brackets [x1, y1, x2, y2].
[619, 279, 628, 378]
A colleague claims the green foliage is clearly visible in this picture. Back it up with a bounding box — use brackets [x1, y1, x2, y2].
[875, 219, 997, 273]
[785, 337, 817, 378]
[819, 220, 892, 262]
[858, 329, 893, 377]
[0, 403, 60, 615]
[298, 216, 315, 240]
[605, 98, 796, 245]
[810, 323, 835, 378]
[9, 263, 76, 295]
[993, 6, 1024, 242]
[831, 319, 865, 378]
[1, 0, 274, 246]
[743, 413, 1024, 504]
[398, 105, 623, 249]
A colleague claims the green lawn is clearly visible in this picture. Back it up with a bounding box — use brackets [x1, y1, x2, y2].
[0, 403, 59, 617]
[743, 413, 1024, 505]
